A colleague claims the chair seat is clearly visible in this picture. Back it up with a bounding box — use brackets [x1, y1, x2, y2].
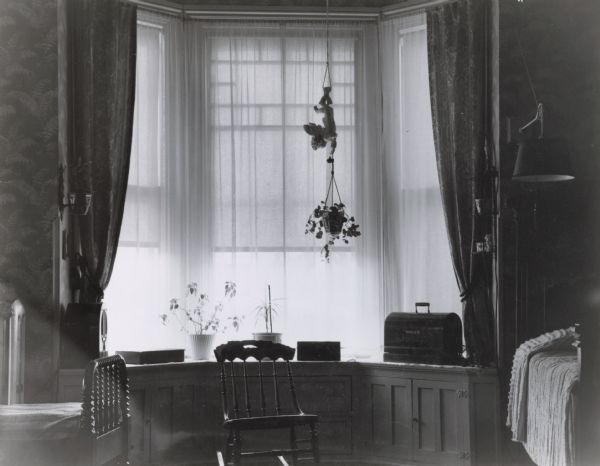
[224, 413, 318, 431]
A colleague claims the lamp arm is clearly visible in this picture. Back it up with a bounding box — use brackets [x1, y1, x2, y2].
[518, 102, 544, 137]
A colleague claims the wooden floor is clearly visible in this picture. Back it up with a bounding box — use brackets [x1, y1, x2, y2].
[170, 461, 407, 466]
[170, 459, 397, 466]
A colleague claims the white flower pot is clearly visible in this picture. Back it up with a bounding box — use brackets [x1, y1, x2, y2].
[252, 332, 282, 344]
[188, 333, 217, 360]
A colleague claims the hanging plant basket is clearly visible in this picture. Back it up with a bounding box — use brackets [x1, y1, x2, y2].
[322, 205, 346, 236]
[305, 201, 361, 261]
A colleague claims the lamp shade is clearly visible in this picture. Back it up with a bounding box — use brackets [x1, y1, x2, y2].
[513, 137, 574, 182]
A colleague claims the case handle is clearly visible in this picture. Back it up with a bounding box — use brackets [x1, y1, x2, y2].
[415, 302, 430, 314]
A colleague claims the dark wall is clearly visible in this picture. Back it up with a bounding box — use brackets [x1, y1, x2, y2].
[0, 0, 59, 402]
[499, 0, 600, 365]
[498, 0, 600, 463]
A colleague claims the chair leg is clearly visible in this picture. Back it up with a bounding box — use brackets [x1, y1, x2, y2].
[225, 431, 234, 465]
[289, 426, 298, 465]
[233, 430, 242, 465]
[277, 456, 291, 466]
[310, 422, 320, 464]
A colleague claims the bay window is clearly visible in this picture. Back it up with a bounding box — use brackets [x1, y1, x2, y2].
[105, 11, 458, 357]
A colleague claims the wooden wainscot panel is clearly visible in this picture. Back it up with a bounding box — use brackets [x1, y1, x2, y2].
[470, 375, 501, 466]
[61, 360, 497, 465]
[128, 388, 149, 464]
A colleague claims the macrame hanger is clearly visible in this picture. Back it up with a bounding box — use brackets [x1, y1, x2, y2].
[324, 159, 342, 206]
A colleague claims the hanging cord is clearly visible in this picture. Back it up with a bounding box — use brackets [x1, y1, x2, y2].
[324, 159, 342, 206]
[321, 0, 339, 207]
[322, 0, 331, 89]
[516, 1, 538, 107]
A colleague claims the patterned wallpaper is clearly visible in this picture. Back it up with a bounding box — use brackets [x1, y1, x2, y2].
[0, 0, 58, 401]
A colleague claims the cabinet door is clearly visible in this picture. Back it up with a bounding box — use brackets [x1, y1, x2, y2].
[412, 379, 471, 466]
[364, 376, 413, 461]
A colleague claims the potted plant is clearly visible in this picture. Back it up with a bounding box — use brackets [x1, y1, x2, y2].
[305, 201, 361, 261]
[160, 281, 240, 360]
[252, 285, 281, 344]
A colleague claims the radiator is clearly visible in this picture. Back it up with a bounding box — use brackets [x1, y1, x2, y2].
[0, 300, 25, 404]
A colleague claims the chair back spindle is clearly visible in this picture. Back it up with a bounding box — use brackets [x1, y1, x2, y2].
[273, 361, 281, 415]
[230, 363, 240, 419]
[219, 363, 229, 420]
[243, 361, 252, 417]
[258, 360, 266, 416]
[286, 361, 302, 414]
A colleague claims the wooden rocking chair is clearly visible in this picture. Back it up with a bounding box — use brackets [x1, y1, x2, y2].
[214, 340, 320, 465]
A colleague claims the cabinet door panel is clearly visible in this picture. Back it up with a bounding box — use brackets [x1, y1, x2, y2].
[414, 385, 436, 451]
[440, 387, 459, 453]
[370, 383, 389, 446]
[364, 376, 412, 462]
[412, 379, 469, 465]
[391, 383, 411, 450]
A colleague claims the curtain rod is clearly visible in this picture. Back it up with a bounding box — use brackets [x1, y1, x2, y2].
[184, 9, 379, 21]
[129, 0, 453, 20]
[129, 0, 379, 20]
[129, 0, 182, 14]
[381, 0, 457, 17]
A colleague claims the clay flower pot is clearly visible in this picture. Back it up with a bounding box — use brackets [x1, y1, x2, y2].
[252, 332, 282, 344]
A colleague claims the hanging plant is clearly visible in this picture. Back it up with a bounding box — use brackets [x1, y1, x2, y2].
[301, 0, 361, 261]
[305, 201, 361, 261]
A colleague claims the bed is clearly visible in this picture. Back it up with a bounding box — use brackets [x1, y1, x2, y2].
[0, 354, 129, 466]
[507, 327, 580, 466]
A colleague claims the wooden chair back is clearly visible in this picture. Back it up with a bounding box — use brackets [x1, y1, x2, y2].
[80, 354, 130, 466]
[214, 340, 302, 421]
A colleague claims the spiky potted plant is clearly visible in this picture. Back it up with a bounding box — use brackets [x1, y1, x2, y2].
[252, 285, 281, 344]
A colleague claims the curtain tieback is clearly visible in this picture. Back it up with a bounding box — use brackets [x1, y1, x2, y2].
[460, 277, 479, 303]
[460, 273, 481, 303]
[459, 286, 473, 303]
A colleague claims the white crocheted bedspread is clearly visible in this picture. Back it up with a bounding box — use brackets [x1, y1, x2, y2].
[0, 402, 81, 440]
[523, 351, 579, 466]
[507, 328, 579, 466]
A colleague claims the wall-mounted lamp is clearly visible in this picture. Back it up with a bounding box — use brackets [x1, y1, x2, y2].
[58, 164, 93, 217]
[512, 103, 575, 182]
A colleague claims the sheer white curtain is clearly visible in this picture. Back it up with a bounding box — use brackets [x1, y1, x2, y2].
[379, 14, 459, 316]
[104, 14, 168, 351]
[106, 15, 382, 355]
[190, 21, 381, 354]
[104, 12, 189, 351]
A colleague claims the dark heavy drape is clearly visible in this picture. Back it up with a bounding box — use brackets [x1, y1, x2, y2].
[69, 0, 137, 303]
[427, 0, 495, 366]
